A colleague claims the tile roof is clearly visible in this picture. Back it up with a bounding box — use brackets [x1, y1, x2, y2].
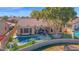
[68, 17, 79, 25]
[17, 18, 49, 27]
[0, 20, 5, 34]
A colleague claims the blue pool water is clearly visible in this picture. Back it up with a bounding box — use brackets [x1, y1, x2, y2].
[74, 31, 79, 38]
[16, 34, 54, 43]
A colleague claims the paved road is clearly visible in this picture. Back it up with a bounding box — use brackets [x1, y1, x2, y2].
[18, 39, 79, 51]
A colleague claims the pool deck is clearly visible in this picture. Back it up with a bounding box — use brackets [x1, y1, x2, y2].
[18, 39, 79, 51]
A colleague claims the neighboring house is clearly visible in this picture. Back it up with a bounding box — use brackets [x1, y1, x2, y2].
[68, 17, 79, 30]
[17, 18, 62, 35]
[0, 20, 8, 49]
[0, 19, 16, 49]
[0, 17, 16, 35]
[0, 20, 8, 35]
[65, 17, 79, 34]
[72, 17, 79, 31]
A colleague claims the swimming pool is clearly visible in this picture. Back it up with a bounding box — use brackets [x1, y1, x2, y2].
[16, 34, 54, 45]
[74, 31, 79, 38]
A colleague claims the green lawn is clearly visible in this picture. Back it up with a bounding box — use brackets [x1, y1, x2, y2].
[17, 40, 36, 49]
[5, 37, 37, 51]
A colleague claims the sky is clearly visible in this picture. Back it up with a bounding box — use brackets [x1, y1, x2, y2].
[0, 7, 44, 17]
[74, 7, 79, 16]
[0, 7, 78, 17]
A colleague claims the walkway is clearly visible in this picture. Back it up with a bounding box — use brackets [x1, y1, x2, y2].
[18, 39, 79, 51]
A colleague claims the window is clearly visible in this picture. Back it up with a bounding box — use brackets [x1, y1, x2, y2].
[24, 28, 29, 33]
[20, 28, 23, 33]
[51, 28, 53, 32]
[60, 28, 62, 32]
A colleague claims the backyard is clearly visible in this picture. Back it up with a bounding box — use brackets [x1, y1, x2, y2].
[3, 7, 79, 51]
[4, 32, 79, 51]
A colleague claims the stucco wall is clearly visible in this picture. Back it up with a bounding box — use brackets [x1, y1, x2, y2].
[66, 27, 72, 34]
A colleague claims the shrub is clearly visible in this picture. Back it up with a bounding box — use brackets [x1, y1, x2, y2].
[8, 36, 13, 42]
[31, 40, 36, 44]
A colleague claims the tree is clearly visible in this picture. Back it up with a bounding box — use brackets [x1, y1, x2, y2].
[30, 10, 41, 20]
[41, 7, 77, 32]
[30, 7, 77, 33]
[9, 35, 13, 42]
[40, 8, 63, 32]
[2, 16, 8, 21]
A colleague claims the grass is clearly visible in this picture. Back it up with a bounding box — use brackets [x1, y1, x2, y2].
[5, 40, 36, 51]
[17, 40, 36, 49]
[5, 35, 18, 51]
[10, 43, 18, 51]
[5, 36, 13, 49]
[5, 34, 37, 51]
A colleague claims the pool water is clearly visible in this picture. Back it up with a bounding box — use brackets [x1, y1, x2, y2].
[74, 31, 79, 38]
[16, 34, 54, 44]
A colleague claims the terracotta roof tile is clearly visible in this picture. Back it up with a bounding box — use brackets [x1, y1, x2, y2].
[17, 19, 48, 27]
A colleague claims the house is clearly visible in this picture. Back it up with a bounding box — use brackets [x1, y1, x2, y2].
[0, 20, 8, 49]
[65, 17, 79, 34]
[0, 20, 7, 35]
[0, 18, 16, 49]
[0, 16, 17, 35]
[71, 17, 79, 31]
[67, 17, 79, 30]
[16, 18, 62, 35]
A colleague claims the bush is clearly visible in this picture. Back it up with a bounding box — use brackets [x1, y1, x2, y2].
[5, 35, 18, 51]
[11, 43, 18, 51]
[31, 40, 36, 44]
[18, 40, 36, 49]
[9, 36, 13, 42]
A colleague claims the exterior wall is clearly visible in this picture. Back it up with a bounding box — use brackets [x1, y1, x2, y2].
[0, 22, 5, 34]
[31, 27, 35, 34]
[49, 26, 62, 34]
[74, 23, 79, 30]
[0, 21, 11, 35]
[1, 35, 9, 48]
[17, 25, 63, 35]
[66, 28, 72, 34]
[47, 28, 52, 34]
[16, 26, 20, 35]
[16, 18, 64, 35]
[1, 24, 16, 49]
[17, 26, 33, 35]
